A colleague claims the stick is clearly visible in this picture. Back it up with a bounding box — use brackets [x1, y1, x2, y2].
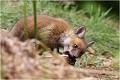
[43, 55, 68, 58]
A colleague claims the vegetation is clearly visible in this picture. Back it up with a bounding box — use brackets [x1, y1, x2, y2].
[0, 1, 119, 79]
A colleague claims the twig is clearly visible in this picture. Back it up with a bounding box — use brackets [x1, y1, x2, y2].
[43, 54, 68, 58]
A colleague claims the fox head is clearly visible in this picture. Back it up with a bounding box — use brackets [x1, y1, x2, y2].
[62, 26, 94, 58]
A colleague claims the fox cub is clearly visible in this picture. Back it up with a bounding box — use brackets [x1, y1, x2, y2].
[10, 15, 94, 58]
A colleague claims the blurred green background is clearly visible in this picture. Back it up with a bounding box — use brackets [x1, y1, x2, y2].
[74, 1, 119, 19]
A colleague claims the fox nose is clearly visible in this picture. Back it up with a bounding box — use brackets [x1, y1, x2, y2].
[72, 55, 76, 58]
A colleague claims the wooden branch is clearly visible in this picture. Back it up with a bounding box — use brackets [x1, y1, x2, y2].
[43, 54, 68, 58]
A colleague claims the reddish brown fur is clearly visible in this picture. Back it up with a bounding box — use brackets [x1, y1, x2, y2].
[10, 15, 72, 48]
[70, 37, 86, 49]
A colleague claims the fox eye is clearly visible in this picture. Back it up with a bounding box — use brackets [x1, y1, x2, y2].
[73, 44, 78, 48]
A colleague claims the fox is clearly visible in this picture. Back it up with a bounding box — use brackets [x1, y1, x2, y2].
[9, 15, 94, 58]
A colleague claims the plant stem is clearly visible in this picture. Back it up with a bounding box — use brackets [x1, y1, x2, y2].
[33, 1, 38, 39]
[23, 0, 28, 40]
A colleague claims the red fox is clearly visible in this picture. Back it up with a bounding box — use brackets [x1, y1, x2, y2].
[10, 15, 94, 58]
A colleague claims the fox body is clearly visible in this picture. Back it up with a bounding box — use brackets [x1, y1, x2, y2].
[10, 15, 94, 58]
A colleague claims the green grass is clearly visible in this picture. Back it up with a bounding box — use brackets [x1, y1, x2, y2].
[0, 1, 119, 67]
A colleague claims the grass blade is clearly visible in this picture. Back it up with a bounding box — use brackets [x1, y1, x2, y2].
[33, 1, 38, 39]
[23, 0, 28, 40]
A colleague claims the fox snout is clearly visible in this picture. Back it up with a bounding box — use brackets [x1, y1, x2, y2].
[63, 50, 85, 58]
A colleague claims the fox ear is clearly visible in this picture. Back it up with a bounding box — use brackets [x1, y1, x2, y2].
[75, 26, 86, 38]
[87, 41, 94, 48]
